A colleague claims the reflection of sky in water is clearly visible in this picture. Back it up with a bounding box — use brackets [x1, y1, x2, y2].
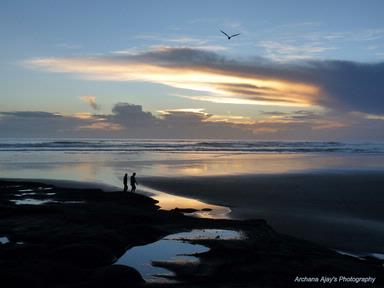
[1, 151, 384, 188]
[116, 229, 241, 282]
[1, 151, 384, 222]
[371, 253, 384, 260]
[141, 186, 230, 219]
[336, 250, 384, 261]
[116, 237, 208, 282]
[165, 229, 244, 240]
[9, 198, 56, 205]
[0, 237, 10, 244]
[14, 192, 37, 196]
[9, 198, 85, 205]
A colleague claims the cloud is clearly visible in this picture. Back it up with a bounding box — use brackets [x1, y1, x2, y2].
[259, 40, 335, 62]
[24, 48, 319, 108]
[25, 47, 384, 114]
[1, 103, 383, 140]
[0, 103, 253, 139]
[158, 108, 254, 125]
[259, 26, 384, 61]
[0, 111, 82, 137]
[133, 34, 228, 52]
[0, 111, 62, 118]
[78, 122, 122, 131]
[307, 29, 384, 43]
[56, 43, 82, 50]
[364, 114, 384, 120]
[158, 108, 212, 124]
[80, 96, 100, 110]
[108, 103, 159, 126]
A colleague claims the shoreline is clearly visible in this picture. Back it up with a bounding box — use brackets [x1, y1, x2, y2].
[0, 177, 120, 191]
[0, 177, 232, 219]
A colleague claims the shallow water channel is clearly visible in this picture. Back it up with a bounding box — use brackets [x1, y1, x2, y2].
[0, 236, 10, 244]
[140, 186, 231, 219]
[116, 229, 244, 282]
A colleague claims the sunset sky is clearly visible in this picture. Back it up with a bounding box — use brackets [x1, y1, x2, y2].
[1, 0, 384, 139]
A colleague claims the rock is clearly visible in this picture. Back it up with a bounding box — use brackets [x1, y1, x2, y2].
[0, 272, 40, 288]
[201, 208, 212, 211]
[171, 208, 198, 213]
[91, 265, 145, 288]
[52, 244, 115, 267]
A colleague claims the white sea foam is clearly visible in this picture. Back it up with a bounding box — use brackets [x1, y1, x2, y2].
[0, 139, 383, 153]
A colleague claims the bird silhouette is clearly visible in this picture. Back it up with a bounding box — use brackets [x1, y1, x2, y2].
[220, 30, 240, 40]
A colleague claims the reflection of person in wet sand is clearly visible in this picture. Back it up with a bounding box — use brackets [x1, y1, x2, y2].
[123, 173, 128, 192]
[130, 172, 138, 192]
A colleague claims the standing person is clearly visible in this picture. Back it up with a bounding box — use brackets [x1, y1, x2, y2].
[123, 173, 128, 192]
[130, 172, 138, 192]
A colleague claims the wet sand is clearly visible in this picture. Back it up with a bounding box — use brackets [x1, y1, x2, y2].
[142, 172, 384, 254]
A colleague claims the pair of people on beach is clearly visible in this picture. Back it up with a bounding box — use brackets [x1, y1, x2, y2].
[123, 172, 138, 192]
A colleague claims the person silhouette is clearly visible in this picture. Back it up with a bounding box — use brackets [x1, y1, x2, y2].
[123, 173, 128, 192]
[130, 172, 138, 192]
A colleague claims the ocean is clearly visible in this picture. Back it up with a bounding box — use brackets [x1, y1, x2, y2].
[1, 139, 384, 255]
[1, 139, 384, 153]
[1, 138, 384, 185]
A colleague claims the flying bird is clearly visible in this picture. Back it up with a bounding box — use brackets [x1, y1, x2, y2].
[220, 30, 240, 40]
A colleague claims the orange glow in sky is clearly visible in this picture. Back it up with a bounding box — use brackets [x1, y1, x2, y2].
[27, 56, 320, 108]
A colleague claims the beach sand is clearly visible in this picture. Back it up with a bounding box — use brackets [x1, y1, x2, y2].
[142, 172, 384, 254]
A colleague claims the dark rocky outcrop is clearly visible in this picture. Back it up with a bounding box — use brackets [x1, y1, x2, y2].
[0, 180, 383, 288]
[91, 265, 145, 288]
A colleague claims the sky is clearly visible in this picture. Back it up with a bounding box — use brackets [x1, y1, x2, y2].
[1, 0, 384, 140]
